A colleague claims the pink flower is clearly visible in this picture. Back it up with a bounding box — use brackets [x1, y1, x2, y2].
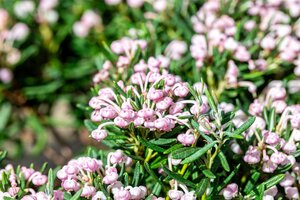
[114, 117, 129, 128]
[105, 0, 121, 5]
[147, 89, 164, 101]
[270, 152, 287, 165]
[244, 146, 261, 164]
[174, 84, 189, 97]
[62, 179, 80, 191]
[263, 131, 280, 145]
[32, 174, 47, 186]
[81, 185, 96, 198]
[262, 160, 277, 173]
[91, 129, 108, 142]
[113, 188, 131, 200]
[221, 183, 238, 200]
[280, 173, 295, 187]
[177, 133, 196, 146]
[261, 36, 276, 50]
[168, 189, 184, 200]
[285, 187, 299, 199]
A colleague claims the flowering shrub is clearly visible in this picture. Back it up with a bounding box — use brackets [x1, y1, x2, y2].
[1, 0, 300, 199]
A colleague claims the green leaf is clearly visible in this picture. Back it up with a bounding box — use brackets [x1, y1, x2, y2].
[255, 184, 265, 200]
[47, 168, 55, 195]
[0, 151, 7, 163]
[150, 138, 177, 145]
[84, 120, 98, 132]
[144, 162, 163, 187]
[204, 89, 217, 113]
[113, 81, 127, 98]
[70, 188, 82, 200]
[164, 144, 183, 154]
[132, 161, 141, 186]
[217, 164, 240, 192]
[244, 171, 260, 194]
[268, 108, 276, 132]
[139, 136, 165, 152]
[218, 152, 230, 172]
[202, 169, 216, 179]
[232, 116, 255, 135]
[181, 141, 217, 164]
[247, 174, 285, 198]
[4, 197, 15, 200]
[171, 147, 198, 159]
[63, 192, 72, 200]
[224, 131, 244, 139]
[162, 165, 196, 188]
[196, 178, 210, 197]
[101, 41, 117, 61]
[0, 103, 11, 132]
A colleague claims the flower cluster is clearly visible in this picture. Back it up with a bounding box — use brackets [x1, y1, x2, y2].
[0, 164, 51, 199]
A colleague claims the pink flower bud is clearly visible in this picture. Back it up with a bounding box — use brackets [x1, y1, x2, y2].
[244, 146, 261, 164]
[119, 109, 136, 120]
[98, 88, 115, 100]
[153, 0, 167, 12]
[282, 142, 296, 154]
[268, 87, 286, 100]
[156, 97, 173, 110]
[181, 191, 196, 200]
[148, 72, 162, 82]
[103, 167, 118, 185]
[272, 100, 287, 113]
[114, 117, 129, 128]
[263, 131, 280, 145]
[244, 20, 256, 31]
[91, 129, 108, 142]
[270, 152, 287, 164]
[164, 75, 176, 86]
[221, 183, 238, 200]
[264, 186, 278, 197]
[168, 189, 184, 200]
[21, 167, 34, 180]
[224, 38, 238, 51]
[8, 187, 19, 197]
[117, 56, 130, 68]
[134, 60, 147, 72]
[280, 173, 295, 187]
[249, 100, 263, 116]
[32, 174, 47, 186]
[134, 117, 145, 126]
[73, 22, 90, 38]
[81, 185, 96, 198]
[285, 187, 299, 199]
[65, 165, 79, 175]
[174, 84, 189, 97]
[262, 160, 278, 173]
[110, 150, 124, 164]
[62, 179, 80, 191]
[91, 110, 103, 122]
[114, 188, 131, 200]
[147, 57, 160, 70]
[56, 169, 68, 180]
[169, 102, 185, 114]
[127, 0, 144, 8]
[0, 68, 13, 84]
[177, 133, 196, 146]
[129, 186, 146, 199]
[147, 89, 164, 101]
[81, 10, 100, 28]
[234, 46, 250, 62]
[54, 190, 63, 200]
[101, 106, 118, 119]
[261, 36, 276, 50]
[290, 114, 300, 128]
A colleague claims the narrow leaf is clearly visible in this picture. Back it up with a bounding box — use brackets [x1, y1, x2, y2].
[181, 141, 217, 164]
